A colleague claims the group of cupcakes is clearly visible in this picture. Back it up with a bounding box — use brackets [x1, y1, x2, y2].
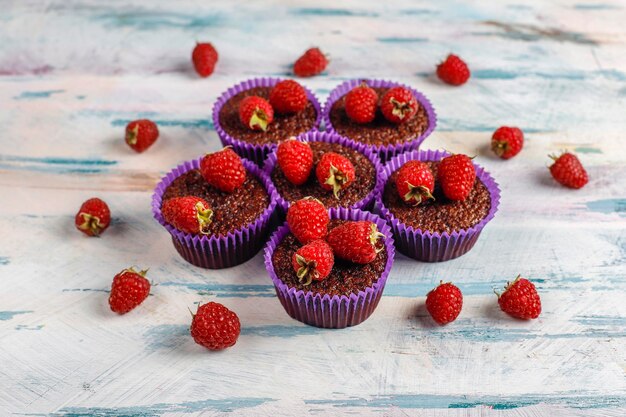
[152, 77, 500, 329]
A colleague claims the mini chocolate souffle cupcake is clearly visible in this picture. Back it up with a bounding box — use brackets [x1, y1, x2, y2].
[152, 149, 278, 269]
[264, 207, 395, 329]
[213, 78, 322, 165]
[263, 131, 383, 213]
[375, 150, 500, 262]
[323, 79, 437, 162]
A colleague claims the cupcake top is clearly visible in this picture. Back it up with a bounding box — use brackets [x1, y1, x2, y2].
[325, 81, 433, 146]
[382, 159, 492, 234]
[269, 139, 379, 209]
[271, 219, 388, 297]
[217, 81, 319, 146]
[159, 149, 270, 237]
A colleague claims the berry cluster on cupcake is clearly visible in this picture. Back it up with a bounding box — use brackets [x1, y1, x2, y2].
[152, 148, 277, 269]
[265, 200, 395, 328]
[376, 150, 500, 262]
[264, 131, 384, 212]
[323, 79, 436, 161]
[213, 78, 321, 164]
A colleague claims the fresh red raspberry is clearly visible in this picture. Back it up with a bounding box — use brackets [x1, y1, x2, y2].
[286, 197, 329, 245]
[549, 152, 588, 189]
[191, 302, 241, 350]
[497, 276, 542, 320]
[276, 138, 313, 186]
[269, 80, 308, 114]
[437, 154, 476, 201]
[492, 126, 524, 159]
[426, 282, 463, 325]
[192, 42, 218, 77]
[437, 54, 470, 86]
[109, 267, 150, 314]
[75, 197, 111, 237]
[293, 47, 328, 77]
[162, 196, 213, 235]
[345, 83, 378, 124]
[395, 160, 435, 206]
[292, 239, 334, 285]
[238, 96, 274, 131]
[315, 152, 356, 198]
[327, 221, 384, 264]
[380, 87, 418, 124]
[125, 119, 159, 153]
[200, 148, 246, 193]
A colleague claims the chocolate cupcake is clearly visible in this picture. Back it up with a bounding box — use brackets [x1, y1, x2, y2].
[152, 156, 278, 269]
[264, 207, 395, 328]
[375, 150, 500, 262]
[323, 79, 437, 162]
[263, 131, 383, 213]
[213, 78, 322, 165]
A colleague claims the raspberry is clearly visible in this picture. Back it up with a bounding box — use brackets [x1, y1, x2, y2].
[200, 148, 246, 193]
[326, 221, 384, 264]
[437, 54, 470, 86]
[109, 267, 150, 314]
[437, 154, 476, 201]
[293, 47, 328, 77]
[286, 197, 329, 245]
[315, 152, 356, 198]
[345, 83, 378, 124]
[380, 87, 418, 124]
[276, 138, 313, 186]
[426, 282, 463, 325]
[238, 96, 274, 131]
[549, 152, 588, 189]
[269, 80, 308, 114]
[395, 160, 434, 206]
[162, 196, 213, 235]
[492, 126, 524, 159]
[75, 197, 111, 237]
[292, 240, 334, 285]
[125, 119, 159, 153]
[192, 43, 218, 77]
[191, 302, 241, 350]
[497, 277, 542, 320]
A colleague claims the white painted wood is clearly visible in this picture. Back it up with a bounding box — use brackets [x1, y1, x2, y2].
[1, 0, 625, 415]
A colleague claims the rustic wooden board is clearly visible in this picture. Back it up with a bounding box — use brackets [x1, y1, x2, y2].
[1, 0, 625, 416]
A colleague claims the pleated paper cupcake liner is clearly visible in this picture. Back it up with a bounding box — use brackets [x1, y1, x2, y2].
[212, 77, 322, 165]
[322, 79, 437, 162]
[264, 207, 395, 328]
[152, 157, 278, 269]
[374, 149, 500, 262]
[263, 130, 384, 215]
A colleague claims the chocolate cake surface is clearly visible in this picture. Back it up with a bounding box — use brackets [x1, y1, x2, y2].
[383, 161, 491, 233]
[272, 220, 387, 297]
[271, 141, 376, 208]
[162, 169, 269, 236]
[219, 86, 317, 145]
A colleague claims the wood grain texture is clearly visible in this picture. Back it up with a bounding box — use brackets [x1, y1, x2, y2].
[1, 0, 625, 416]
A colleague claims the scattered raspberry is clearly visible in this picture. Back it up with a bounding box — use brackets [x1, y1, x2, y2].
[125, 119, 159, 153]
[293, 47, 328, 77]
[238, 96, 274, 131]
[492, 126, 524, 159]
[162, 196, 213, 235]
[286, 197, 329, 245]
[109, 267, 150, 314]
[327, 221, 384, 264]
[345, 83, 378, 124]
[437, 154, 476, 201]
[549, 152, 588, 189]
[269, 80, 308, 114]
[200, 147, 246, 193]
[395, 160, 435, 206]
[380, 87, 418, 124]
[192, 42, 218, 77]
[497, 276, 542, 320]
[276, 138, 313, 186]
[292, 240, 334, 285]
[191, 302, 241, 350]
[436, 54, 470, 86]
[315, 152, 356, 198]
[75, 197, 111, 237]
[426, 282, 463, 325]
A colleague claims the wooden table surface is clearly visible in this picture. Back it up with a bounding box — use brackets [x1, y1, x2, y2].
[1, 1, 625, 416]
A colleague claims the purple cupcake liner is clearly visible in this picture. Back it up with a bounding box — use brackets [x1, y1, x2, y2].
[264, 207, 395, 329]
[152, 157, 279, 269]
[212, 77, 322, 165]
[322, 79, 437, 162]
[374, 150, 500, 262]
[263, 130, 384, 214]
